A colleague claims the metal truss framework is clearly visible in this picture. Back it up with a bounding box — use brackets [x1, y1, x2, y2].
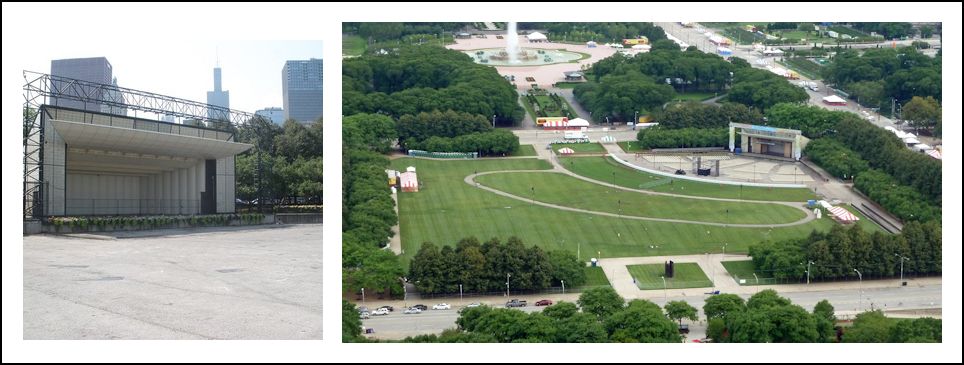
[23, 71, 269, 218]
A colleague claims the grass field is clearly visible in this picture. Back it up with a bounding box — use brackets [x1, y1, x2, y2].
[628, 263, 713, 290]
[553, 82, 585, 89]
[617, 141, 645, 153]
[509, 144, 537, 157]
[780, 58, 824, 80]
[558, 156, 817, 202]
[582, 266, 611, 287]
[390, 157, 846, 268]
[343, 35, 367, 56]
[552, 142, 606, 154]
[475, 171, 808, 224]
[721, 260, 775, 285]
[672, 92, 720, 102]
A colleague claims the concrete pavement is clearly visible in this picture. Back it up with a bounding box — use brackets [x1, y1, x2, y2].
[23, 224, 323, 340]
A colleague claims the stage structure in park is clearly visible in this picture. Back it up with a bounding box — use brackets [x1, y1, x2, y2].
[22, 71, 270, 219]
[728, 122, 808, 160]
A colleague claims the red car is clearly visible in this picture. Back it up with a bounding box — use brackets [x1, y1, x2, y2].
[534, 299, 553, 306]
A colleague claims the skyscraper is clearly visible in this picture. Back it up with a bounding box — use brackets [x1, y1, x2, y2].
[206, 67, 230, 120]
[50, 57, 114, 113]
[282, 58, 323, 123]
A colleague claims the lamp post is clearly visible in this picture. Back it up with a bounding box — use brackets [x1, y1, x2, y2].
[661, 275, 667, 301]
[506, 273, 511, 297]
[459, 284, 463, 305]
[806, 260, 815, 285]
[612, 171, 616, 189]
[530, 186, 535, 205]
[895, 254, 910, 286]
[492, 114, 496, 128]
[402, 280, 407, 308]
[854, 268, 862, 311]
[361, 287, 365, 305]
[561, 280, 566, 294]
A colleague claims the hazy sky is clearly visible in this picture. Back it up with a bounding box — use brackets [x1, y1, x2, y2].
[18, 40, 322, 115]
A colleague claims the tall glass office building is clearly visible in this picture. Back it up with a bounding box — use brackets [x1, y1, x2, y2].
[282, 58, 323, 123]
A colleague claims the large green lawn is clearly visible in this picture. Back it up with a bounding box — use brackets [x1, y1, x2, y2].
[509, 144, 537, 157]
[628, 263, 713, 290]
[343, 35, 367, 56]
[553, 142, 606, 154]
[390, 157, 845, 267]
[475, 172, 807, 225]
[558, 156, 817, 202]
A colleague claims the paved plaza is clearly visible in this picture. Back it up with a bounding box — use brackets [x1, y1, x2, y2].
[23, 224, 322, 340]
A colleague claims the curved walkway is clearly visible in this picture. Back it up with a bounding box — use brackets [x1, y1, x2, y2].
[465, 169, 816, 228]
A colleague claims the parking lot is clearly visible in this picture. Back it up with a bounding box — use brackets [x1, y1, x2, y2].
[23, 224, 322, 340]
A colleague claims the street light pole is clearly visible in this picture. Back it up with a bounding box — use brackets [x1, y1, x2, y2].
[506, 273, 511, 297]
[459, 284, 463, 305]
[661, 275, 667, 301]
[361, 287, 365, 304]
[895, 254, 909, 286]
[561, 280, 566, 294]
[807, 260, 815, 285]
[854, 268, 862, 311]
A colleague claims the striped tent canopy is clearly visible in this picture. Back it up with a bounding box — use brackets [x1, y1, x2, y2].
[543, 120, 569, 128]
[558, 147, 575, 155]
[926, 149, 942, 160]
[600, 135, 616, 143]
[827, 206, 859, 224]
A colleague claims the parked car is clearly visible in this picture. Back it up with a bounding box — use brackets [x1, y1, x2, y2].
[359, 311, 371, 319]
[432, 303, 452, 310]
[505, 299, 527, 308]
[371, 308, 390, 316]
[534, 299, 553, 306]
[377, 305, 394, 312]
[403, 307, 422, 314]
[412, 304, 428, 311]
[678, 324, 690, 334]
[465, 302, 482, 308]
[356, 306, 369, 314]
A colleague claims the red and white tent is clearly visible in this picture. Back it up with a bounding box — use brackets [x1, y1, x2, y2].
[926, 149, 942, 160]
[400, 171, 419, 192]
[827, 206, 859, 224]
[558, 147, 575, 155]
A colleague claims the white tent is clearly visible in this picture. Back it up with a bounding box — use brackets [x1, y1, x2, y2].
[558, 147, 575, 155]
[926, 149, 942, 160]
[568, 118, 590, 127]
[526, 32, 548, 42]
[600, 135, 616, 143]
[913, 143, 932, 151]
[822, 95, 847, 105]
[631, 44, 651, 50]
[903, 136, 921, 145]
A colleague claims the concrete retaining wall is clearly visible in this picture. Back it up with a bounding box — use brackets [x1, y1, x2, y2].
[609, 154, 808, 189]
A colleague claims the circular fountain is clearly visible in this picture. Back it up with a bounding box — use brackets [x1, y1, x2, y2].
[465, 21, 585, 66]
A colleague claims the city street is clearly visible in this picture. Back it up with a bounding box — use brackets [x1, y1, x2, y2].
[23, 224, 323, 340]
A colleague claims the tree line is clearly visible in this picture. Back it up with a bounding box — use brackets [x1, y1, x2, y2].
[343, 22, 471, 42]
[576, 46, 807, 124]
[748, 223, 941, 282]
[705, 290, 836, 343]
[636, 127, 728, 150]
[408, 237, 586, 295]
[343, 45, 524, 124]
[652, 101, 763, 129]
[341, 135, 405, 299]
[409, 287, 685, 343]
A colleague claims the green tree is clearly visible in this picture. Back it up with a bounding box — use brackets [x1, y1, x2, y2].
[842, 310, 895, 343]
[813, 299, 837, 342]
[605, 300, 682, 343]
[703, 293, 746, 320]
[706, 317, 727, 342]
[342, 300, 364, 343]
[577, 287, 625, 319]
[664, 300, 698, 326]
[274, 119, 323, 161]
[547, 250, 587, 287]
[343, 113, 397, 153]
[901, 96, 941, 133]
[543, 301, 580, 320]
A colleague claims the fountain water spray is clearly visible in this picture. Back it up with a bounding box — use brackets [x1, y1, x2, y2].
[507, 21, 519, 64]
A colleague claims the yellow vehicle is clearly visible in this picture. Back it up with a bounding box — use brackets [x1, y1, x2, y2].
[535, 116, 568, 126]
[622, 37, 649, 46]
